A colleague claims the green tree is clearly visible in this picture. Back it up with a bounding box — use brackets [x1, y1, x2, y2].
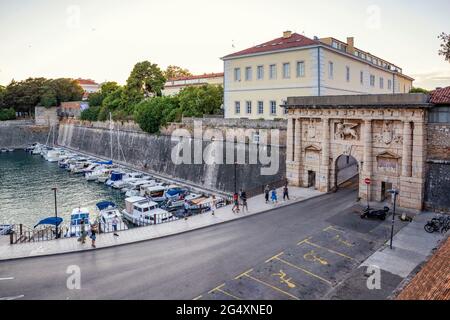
[0, 108, 16, 121]
[4, 78, 48, 114]
[438, 32, 450, 62]
[80, 106, 101, 121]
[134, 96, 179, 133]
[126, 61, 166, 98]
[50, 78, 84, 104]
[39, 86, 57, 107]
[164, 65, 193, 80]
[0, 85, 5, 108]
[410, 87, 430, 94]
[178, 84, 223, 117]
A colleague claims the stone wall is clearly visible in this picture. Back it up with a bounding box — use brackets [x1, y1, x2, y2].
[0, 121, 51, 148]
[427, 124, 450, 160]
[57, 122, 286, 195]
[35, 107, 58, 126]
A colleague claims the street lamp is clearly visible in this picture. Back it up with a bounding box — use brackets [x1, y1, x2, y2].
[52, 187, 59, 239]
[388, 189, 399, 250]
[234, 161, 237, 194]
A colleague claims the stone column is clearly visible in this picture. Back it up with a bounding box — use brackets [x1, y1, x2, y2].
[319, 118, 330, 192]
[286, 118, 294, 163]
[402, 121, 412, 177]
[294, 119, 302, 162]
[362, 120, 372, 201]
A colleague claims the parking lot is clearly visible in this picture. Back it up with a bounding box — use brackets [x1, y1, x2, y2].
[195, 205, 409, 300]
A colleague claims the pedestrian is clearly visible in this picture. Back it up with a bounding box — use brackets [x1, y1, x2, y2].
[184, 199, 190, 220]
[232, 192, 240, 213]
[264, 185, 270, 204]
[90, 221, 98, 248]
[271, 188, 278, 204]
[283, 184, 290, 201]
[77, 219, 87, 244]
[112, 215, 119, 237]
[240, 189, 248, 213]
[211, 195, 216, 216]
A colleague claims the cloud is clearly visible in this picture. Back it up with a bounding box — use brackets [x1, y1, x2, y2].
[411, 70, 450, 89]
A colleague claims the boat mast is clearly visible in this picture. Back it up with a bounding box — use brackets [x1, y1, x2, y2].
[109, 112, 113, 161]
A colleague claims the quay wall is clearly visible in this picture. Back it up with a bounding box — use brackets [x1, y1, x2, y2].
[0, 121, 51, 148]
[57, 120, 287, 195]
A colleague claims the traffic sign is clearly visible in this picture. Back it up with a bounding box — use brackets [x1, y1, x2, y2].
[364, 178, 371, 185]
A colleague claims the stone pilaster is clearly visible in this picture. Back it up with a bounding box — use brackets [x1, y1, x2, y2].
[319, 118, 330, 192]
[286, 117, 298, 186]
[402, 121, 412, 177]
[361, 120, 372, 201]
[286, 118, 294, 163]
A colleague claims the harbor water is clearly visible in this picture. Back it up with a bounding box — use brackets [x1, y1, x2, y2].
[0, 150, 125, 227]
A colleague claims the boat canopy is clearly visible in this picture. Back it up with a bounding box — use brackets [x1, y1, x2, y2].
[166, 188, 186, 197]
[34, 217, 63, 228]
[96, 201, 116, 211]
[95, 160, 113, 165]
[110, 172, 124, 181]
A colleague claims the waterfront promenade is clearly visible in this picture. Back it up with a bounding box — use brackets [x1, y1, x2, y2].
[0, 186, 323, 261]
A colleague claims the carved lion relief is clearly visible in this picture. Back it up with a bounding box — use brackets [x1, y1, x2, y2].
[334, 121, 360, 141]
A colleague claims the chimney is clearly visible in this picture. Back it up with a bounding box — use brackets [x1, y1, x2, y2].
[347, 37, 355, 54]
[283, 31, 292, 39]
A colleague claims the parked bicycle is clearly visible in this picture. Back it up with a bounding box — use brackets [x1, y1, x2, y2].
[424, 215, 450, 234]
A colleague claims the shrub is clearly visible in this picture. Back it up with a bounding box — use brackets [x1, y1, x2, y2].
[80, 106, 101, 122]
[0, 108, 16, 121]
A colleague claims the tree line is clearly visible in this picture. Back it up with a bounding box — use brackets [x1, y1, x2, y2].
[81, 61, 223, 134]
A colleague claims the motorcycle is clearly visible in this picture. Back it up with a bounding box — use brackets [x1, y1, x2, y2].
[360, 206, 390, 221]
[424, 216, 450, 234]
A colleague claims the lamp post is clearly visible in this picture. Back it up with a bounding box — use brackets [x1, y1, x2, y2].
[388, 189, 399, 250]
[234, 161, 237, 194]
[52, 187, 59, 239]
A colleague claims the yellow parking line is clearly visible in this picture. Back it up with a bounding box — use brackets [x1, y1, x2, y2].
[235, 268, 253, 280]
[216, 288, 242, 300]
[193, 295, 203, 300]
[297, 237, 312, 246]
[243, 274, 300, 300]
[304, 239, 355, 261]
[208, 283, 226, 294]
[274, 256, 333, 286]
[265, 252, 284, 263]
[323, 225, 345, 234]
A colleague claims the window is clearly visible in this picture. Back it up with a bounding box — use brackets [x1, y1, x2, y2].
[380, 77, 384, 89]
[388, 79, 392, 90]
[257, 65, 264, 80]
[346, 66, 350, 82]
[246, 101, 252, 114]
[257, 101, 264, 114]
[234, 101, 240, 114]
[328, 61, 334, 79]
[234, 68, 241, 81]
[370, 75, 375, 87]
[296, 61, 305, 77]
[360, 71, 364, 85]
[245, 67, 252, 81]
[270, 101, 277, 115]
[269, 64, 277, 79]
[282, 63, 290, 79]
[429, 107, 450, 123]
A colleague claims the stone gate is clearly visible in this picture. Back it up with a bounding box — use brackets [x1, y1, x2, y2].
[284, 94, 431, 211]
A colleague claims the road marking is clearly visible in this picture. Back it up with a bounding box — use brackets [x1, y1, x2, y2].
[323, 225, 346, 234]
[297, 237, 312, 246]
[265, 252, 284, 263]
[241, 273, 300, 300]
[234, 268, 253, 280]
[273, 256, 333, 286]
[192, 295, 203, 300]
[0, 277, 14, 281]
[303, 239, 355, 261]
[0, 295, 24, 300]
[209, 284, 242, 300]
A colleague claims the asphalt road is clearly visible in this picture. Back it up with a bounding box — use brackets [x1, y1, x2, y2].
[0, 188, 358, 300]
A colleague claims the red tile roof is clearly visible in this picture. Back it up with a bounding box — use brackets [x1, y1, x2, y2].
[76, 78, 98, 86]
[223, 33, 319, 59]
[430, 86, 450, 104]
[168, 72, 224, 82]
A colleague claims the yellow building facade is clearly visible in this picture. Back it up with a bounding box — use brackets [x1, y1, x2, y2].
[222, 32, 414, 120]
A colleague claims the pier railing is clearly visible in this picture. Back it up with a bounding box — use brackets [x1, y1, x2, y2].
[9, 224, 59, 244]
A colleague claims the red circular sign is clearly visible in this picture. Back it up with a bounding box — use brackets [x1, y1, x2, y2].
[364, 178, 371, 185]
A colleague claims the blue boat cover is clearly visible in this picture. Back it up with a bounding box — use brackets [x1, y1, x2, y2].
[34, 217, 63, 228]
[166, 188, 185, 197]
[95, 160, 113, 165]
[110, 172, 123, 181]
[96, 201, 116, 211]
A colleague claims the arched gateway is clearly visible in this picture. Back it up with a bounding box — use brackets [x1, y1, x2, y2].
[284, 94, 431, 211]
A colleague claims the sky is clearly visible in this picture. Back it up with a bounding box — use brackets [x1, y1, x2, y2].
[0, 0, 449, 90]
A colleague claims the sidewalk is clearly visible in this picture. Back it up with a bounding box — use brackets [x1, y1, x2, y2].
[0, 186, 323, 261]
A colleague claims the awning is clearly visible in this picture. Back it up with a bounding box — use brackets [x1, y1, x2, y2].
[96, 201, 116, 211]
[34, 217, 63, 228]
[95, 160, 113, 165]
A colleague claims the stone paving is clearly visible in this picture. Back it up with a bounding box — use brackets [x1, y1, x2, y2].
[0, 186, 323, 261]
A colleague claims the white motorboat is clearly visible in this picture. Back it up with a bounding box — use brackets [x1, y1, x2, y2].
[65, 208, 91, 238]
[44, 149, 63, 162]
[122, 196, 173, 226]
[105, 171, 125, 186]
[95, 201, 127, 233]
[120, 179, 151, 193]
[86, 167, 113, 181]
[140, 185, 167, 202]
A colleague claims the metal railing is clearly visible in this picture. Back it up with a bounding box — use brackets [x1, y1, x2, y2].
[9, 224, 59, 244]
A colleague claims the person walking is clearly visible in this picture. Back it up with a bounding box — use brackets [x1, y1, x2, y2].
[77, 219, 87, 244]
[240, 189, 248, 213]
[90, 221, 98, 248]
[211, 195, 216, 216]
[271, 188, 278, 204]
[232, 192, 240, 213]
[184, 199, 190, 220]
[112, 215, 119, 237]
[283, 184, 290, 201]
[264, 185, 270, 204]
